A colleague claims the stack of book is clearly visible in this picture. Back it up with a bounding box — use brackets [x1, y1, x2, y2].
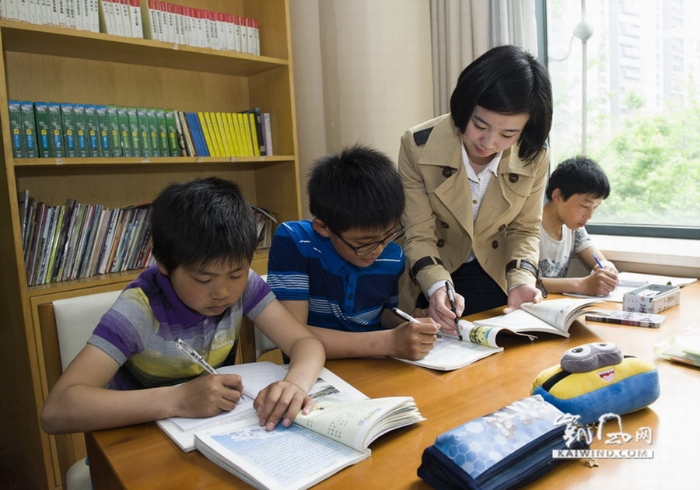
[9, 100, 272, 159]
[18, 190, 155, 286]
[251, 205, 276, 249]
[140, 0, 260, 53]
[98, 0, 145, 38]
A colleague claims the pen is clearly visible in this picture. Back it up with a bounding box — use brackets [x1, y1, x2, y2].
[175, 338, 219, 375]
[391, 307, 420, 324]
[592, 253, 604, 270]
[391, 307, 444, 339]
[445, 281, 463, 340]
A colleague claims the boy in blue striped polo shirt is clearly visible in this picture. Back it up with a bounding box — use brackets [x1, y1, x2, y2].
[42, 177, 324, 435]
[268, 145, 440, 360]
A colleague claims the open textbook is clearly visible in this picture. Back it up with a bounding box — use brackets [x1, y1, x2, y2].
[156, 362, 424, 490]
[195, 395, 423, 490]
[395, 298, 602, 371]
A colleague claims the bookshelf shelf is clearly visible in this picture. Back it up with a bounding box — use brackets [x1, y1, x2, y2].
[0, 2, 300, 489]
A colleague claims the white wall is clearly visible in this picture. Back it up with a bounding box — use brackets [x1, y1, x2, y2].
[290, 0, 434, 218]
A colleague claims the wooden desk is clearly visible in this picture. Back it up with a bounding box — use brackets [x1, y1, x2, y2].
[86, 283, 700, 489]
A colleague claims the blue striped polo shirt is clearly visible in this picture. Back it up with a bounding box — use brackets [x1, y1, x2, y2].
[88, 264, 273, 390]
[267, 220, 405, 332]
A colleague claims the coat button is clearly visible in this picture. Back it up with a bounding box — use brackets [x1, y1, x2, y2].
[442, 167, 453, 178]
[437, 239, 445, 247]
[509, 173, 519, 183]
[499, 224, 506, 231]
[440, 221, 449, 229]
[492, 240, 499, 249]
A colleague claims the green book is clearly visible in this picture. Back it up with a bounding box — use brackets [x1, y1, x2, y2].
[60, 103, 77, 158]
[21, 101, 38, 158]
[34, 102, 52, 158]
[117, 106, 132, 157]
[47, 102, 64, 158]
[106, 105, 121, 157]
[147, 108, 159, 157]
[164, 109, 180, 156]
[127, 106, 140, 157]
[84, 104, 101, 157]
[95, 105, 111, 157]
[136, 107, 151, 157]
[73, 103, 88, 158]
[155, 109, 169, 157]
[8, 100, 24, 158]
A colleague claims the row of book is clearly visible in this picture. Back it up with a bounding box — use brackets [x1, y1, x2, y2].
[141, 0, 260, 54]
[19, 190, 278, 285]
[19, 191, 155, 286]
[9, 100, 273, 159]
[0, 0, 261, 54]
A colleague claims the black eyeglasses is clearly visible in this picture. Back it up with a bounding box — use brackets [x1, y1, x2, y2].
[331, 225, 405, 256]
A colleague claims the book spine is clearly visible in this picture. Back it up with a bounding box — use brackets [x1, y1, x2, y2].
[106, 105, 121, 157]
[164, 109, 180, 156]
[116, 106, 132, 157]
[127, 106, 140, 156]
[262, 112, 273, 156]
[60, 103, 77, 158]
[136, 107, 151, 157]
[84, 104, 101, 157]
[128, 0, 142, 38]
[147, 107, 159, 157]
[47, 102, 64, 158]
[21, 101, 38, 158]
[155, 108, 168, 156]
[95, 104, 111, 157]
[8, 100, 25, 159]
[73, 103, 88, 158]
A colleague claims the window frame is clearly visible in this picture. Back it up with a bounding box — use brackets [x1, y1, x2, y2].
[535, 0, 700, 241]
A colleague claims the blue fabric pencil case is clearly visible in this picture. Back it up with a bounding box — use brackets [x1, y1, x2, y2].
[417, 395, 588, 490]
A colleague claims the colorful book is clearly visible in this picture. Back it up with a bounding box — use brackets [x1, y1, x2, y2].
[164, 109, 180, 156]
[147, 108, 160, 157]
[73, 103, 88, 158]
[127, 106, 140, 156]
[106, 105, 121, 157]
[47, 102, 64, 158]
[60, 103, 77, 158]
[198, 112, 216, 156]
[136, 107, 151, 157]
[261, 112, 273, 156]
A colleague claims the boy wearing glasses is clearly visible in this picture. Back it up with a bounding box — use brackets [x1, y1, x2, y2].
[267, 145, 440, 360]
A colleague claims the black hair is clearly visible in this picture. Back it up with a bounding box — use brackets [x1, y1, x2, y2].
[546, 156, 611, 201]
[307, 144, 405, 233]
[151, 177, 258, 274]
[449, 44, 553, 163]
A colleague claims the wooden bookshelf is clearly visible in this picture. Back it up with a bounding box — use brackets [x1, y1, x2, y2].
[0, 1, 301, 489]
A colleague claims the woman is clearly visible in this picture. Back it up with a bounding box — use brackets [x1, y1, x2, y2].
[398, 45, 553, 331]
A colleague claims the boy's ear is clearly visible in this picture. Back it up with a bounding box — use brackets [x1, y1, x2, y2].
[312, 218, 331, 237]
[552, 188, 564, 202]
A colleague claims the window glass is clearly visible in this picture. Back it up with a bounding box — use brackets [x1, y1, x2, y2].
[545, 0, 700, 229]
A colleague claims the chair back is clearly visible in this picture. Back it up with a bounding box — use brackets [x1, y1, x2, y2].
[52, 290, 122, 371]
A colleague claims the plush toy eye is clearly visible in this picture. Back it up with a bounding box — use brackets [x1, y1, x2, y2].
[560, 342, 622, 373]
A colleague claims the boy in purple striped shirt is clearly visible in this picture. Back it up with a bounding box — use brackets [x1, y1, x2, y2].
[42, 177, 324, 434]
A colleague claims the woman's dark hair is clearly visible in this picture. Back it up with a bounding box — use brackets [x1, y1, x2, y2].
[450, 45, 553, 163]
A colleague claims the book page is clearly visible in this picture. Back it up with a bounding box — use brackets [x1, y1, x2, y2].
[459, 320, 536, 347]
[394, 336, 503, 371]
[195, 420, 367, 490]
[521, 298, 602, 332]
[474, 308, 565, 336]
[293, 396, 423, 450]
[619, 272, 697, 288]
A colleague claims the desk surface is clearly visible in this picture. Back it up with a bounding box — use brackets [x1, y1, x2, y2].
[86, 284, 700, 489]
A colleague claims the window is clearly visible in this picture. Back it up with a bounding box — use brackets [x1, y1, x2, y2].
[543, 0, 700, 239]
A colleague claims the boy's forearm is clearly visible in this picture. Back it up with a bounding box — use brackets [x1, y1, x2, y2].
[306, 325, 396, 359]
[541, 276, 583, 294]
[284, 336, 325, 392]
[42, 384, 178, 434]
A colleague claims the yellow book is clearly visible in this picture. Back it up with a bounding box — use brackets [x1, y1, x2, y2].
[220, 113, 238, 156]
[238, 112, 254, 156]
[197, 112, 217, 156]
[207, 112, 227, 157]
[247, 112, 261, 157]
[228, 112, 245, 156]
[214, 113, 233, 156]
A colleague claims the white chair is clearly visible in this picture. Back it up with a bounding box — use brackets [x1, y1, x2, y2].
[39, 289, 122, 490]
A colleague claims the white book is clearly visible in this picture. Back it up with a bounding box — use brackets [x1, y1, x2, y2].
[115, 0, 129, 36]
[5, 0, 20, 21]
[232, 15, 241, 52]
[127, 0, 141, 37]
[88, 0, 98, 31]
[153, 0, 164, 41]
[28, 0, 38, 24]
[179, 363, 423, 490]
[395, 335, 503, 371]
[111, 0, 124, 35]
[246, 17, 254, 54]
[73, 0, 82, 29]
[0, 1, 6, 20]
[18, 0, 29, 22]
[239, 16, 248, 54]
[65, 0, 75, 28]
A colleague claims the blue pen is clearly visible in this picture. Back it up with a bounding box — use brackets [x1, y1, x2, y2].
[592, 253, 604, 270]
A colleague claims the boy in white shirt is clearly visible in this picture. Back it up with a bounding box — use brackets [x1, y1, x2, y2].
[538, 156, 619, 296]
